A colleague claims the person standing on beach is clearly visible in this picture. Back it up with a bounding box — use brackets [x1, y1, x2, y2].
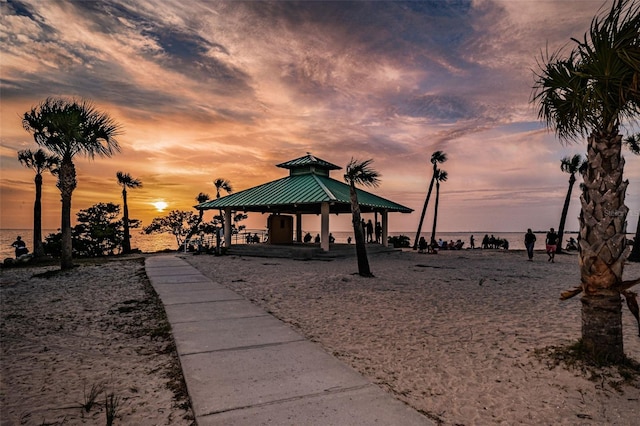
[545, 228, 558, 263]
[366, 219, 374, 243]
[524, 229, 536, 260]
[469, 235, 475, 249]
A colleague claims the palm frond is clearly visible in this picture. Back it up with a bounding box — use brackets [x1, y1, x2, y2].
[430, 150, 448, 164]
[532, 0, 640, 140]
[560, 154, 585, 173]
[435, 169, 448, 182]
[116, 171, 142, 188]
[344, 158, 381, 188]
[214, 178, 233, 198]
[624, 134, 640, 154]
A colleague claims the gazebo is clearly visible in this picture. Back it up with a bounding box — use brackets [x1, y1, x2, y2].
[196, 154, 413, 251]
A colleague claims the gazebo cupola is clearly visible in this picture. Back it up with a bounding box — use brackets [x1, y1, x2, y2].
[276, 154, 341, 177]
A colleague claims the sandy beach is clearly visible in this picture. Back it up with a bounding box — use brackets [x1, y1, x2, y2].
[1, 248, 639, 425]
[185, 248, 640, 425]
[0, 257, 194, 426]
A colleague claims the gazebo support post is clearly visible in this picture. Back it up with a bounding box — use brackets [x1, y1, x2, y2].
[321, 202, 330, 251]
[224, 207, 232, 248]
[296, 212, 302, 242]
[382, 210, 389, 247]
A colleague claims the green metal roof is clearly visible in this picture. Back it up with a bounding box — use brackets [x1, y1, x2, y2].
[196, 173, 412, 214]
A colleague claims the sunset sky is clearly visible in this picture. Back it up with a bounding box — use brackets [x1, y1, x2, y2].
[1, 0, 638, 235]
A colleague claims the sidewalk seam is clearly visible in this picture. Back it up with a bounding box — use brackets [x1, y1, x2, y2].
[198, 383, 374, 418]
[180, 338, 308, 356]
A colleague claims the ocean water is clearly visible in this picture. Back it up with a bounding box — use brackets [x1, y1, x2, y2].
[1, 228, 570, 260]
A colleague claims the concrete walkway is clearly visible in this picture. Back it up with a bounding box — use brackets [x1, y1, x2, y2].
[145, 254, 432, 425]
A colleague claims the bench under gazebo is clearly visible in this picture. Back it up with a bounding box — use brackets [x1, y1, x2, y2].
[196, 154, 412, 252]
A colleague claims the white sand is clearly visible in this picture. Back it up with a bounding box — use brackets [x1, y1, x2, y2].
[0, 257, 194, 426]
[186, 248, 640, 425]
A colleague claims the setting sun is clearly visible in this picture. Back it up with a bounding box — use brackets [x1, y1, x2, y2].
[152, 201, 168, 212]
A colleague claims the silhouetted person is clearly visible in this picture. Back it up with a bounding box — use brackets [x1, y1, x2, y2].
[314, 234, 320, 243]
[11, 236, 28, 257]
[375, 222, 382, 243]
[524, 229, 536, 260]
[546, 228, 558, 263]
[470, 235, 475, 249]
[418, 236, 428, 253]
[366, 220, 374, 243]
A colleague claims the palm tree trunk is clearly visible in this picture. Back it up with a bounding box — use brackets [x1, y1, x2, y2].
[58, 160, 76, 270]
[556, 174, 576, 254]
[413, 177, 435, 250]
[430, 182, 440, 246]
[122, 188, 131, 254]
[33, 173, 45, 258]
[579, 131, 628, 362]
[350, 183, 372, 276]
[628, 213, 640, 262]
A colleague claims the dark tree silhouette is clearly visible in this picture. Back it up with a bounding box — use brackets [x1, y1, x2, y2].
[413, 151, 447, 249]
[116, 171, 142, 254]
[430, 169, 448, 247]
[344, 158, 380, 277]
[556, 154, 586, 253]
[23, 97, 121, 270]
[213, 178, 232, 254]
[17, 148, 59, 258]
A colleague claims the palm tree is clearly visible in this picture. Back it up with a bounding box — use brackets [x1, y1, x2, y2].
[624, 135, 640, 262]
[429, 169, 448, 247]
[532, 0, 640, 362]
[186, 192, 211, 243]
[344, 158, 380, 277]
[413, 151, 447, 249]
[213, 178, 233, 254]
[22, 97, 121, 270]
[195, 192, 211, 224]
[116, 171, 142, 254]
[556, 154, 587, 253]
[17, 148, 59, 258]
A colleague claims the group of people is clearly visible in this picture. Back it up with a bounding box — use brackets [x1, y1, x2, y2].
[479, 234, 509, 250]
[302, 232, 335, 244]
[417, 236, 465, 254]
[360, 219, 382, 243]
[524, 227, 562, 262]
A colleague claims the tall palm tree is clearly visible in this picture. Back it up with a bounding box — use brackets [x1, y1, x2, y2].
[17, 148, 59, 258]
[213, 178, 233, 254]
[413, 151, 447, 249]
[430, 169, 448, 247]
[116, 171, 142, 254]
[23, 97, 121, 270]
[556, 154, 587, 253]
[344, 158, 380, 277]
[532, 0, 640, 362]
[624, 135, 640, 262]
